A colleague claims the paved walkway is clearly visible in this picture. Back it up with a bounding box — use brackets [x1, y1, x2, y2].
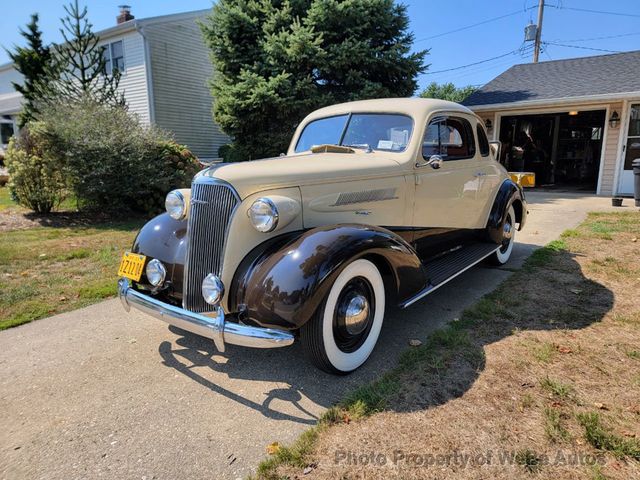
[0, 192, 627, 480]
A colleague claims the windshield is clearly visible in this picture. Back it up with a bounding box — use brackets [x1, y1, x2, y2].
[294, 113, 413, 153]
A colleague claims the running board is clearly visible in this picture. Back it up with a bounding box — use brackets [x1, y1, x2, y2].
[400, 243, 500, 308]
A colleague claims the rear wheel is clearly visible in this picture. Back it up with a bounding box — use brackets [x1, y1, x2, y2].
[300, 259, 385, 374]
[488, 205, 516, 265]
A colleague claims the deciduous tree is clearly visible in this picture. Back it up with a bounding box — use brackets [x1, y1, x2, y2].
[420, 82, 477, 103]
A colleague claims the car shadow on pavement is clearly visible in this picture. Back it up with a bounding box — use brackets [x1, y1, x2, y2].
[157, 247, 613, 423]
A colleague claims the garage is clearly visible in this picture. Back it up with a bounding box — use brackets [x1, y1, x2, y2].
[463, 51, 640, 196]
[498, 109, 606, 192]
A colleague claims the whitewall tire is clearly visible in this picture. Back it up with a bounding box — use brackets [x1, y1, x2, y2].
[488, 205, 516, 265]
[301, 259, 385, 374]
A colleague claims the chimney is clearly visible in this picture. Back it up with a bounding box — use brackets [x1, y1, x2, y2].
[116, 5, 134, 24]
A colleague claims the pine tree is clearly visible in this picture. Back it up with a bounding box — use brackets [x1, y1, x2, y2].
[43, 0, 125, 106]
[6, 14, 54, 127]
[200, 0, 427, 160]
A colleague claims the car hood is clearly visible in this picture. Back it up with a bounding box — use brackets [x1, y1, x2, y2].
[196, 151, 405, 199]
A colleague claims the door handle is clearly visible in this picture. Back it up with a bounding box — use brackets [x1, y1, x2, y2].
[474, 172, 487, 177]
[415, 155, 443, 169]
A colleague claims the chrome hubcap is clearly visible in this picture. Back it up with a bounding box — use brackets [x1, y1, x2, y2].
[503, 221, 513, 240]
[344, 294, 370, 335]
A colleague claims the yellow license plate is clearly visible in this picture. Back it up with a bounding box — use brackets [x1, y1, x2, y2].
[118, 252, 147, 282]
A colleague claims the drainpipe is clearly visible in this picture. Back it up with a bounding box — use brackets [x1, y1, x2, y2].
[134, 22, 156, 125]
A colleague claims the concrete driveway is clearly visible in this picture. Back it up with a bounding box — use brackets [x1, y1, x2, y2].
[0, 192, 625, 480]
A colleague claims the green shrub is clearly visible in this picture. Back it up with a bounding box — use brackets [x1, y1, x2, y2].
[218, 143, 247, 163]
[5, 125, 67, 213]
[38, 98, 200, 215]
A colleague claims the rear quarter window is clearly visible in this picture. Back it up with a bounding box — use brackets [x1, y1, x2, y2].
[477, 123, 490, 157]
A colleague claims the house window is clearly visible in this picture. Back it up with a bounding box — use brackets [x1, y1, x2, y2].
[1, 120, 15, 148]
[103, 40, 124, 74]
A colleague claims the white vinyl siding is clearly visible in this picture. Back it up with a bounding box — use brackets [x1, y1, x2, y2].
[144, 16, 229, 159]
[100, 30, 151, 125]
[600, 102, 622, 196]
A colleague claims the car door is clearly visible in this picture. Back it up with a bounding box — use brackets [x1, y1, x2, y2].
[412, 114, 485, 229]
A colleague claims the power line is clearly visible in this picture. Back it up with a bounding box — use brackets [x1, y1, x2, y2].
[558, 6, 640, 18]
[424, 45, 533, 75]
[544, 42, 622, 53]
[551, 32, 640, 43]
[415, 6, 537, 43]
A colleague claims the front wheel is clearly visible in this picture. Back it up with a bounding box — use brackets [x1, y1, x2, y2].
[488, 205, 516, 265]
[300, 259, 385, 374]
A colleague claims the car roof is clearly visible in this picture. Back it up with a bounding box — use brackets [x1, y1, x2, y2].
[305, 97, 475, 120]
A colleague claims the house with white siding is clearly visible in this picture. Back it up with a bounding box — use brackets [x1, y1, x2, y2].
[463, 50, 640, 197]
[0, 7, 229, 160]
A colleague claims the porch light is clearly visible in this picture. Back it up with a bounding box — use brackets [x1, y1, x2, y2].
[485, 119, 493, 131]
[609, 111, 620, 128]
[569, 111, 578, 116]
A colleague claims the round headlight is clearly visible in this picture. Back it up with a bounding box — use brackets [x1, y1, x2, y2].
[248, 198, 279, 232]
[146, 259, 166, 287]
[165, 190, 187, 220]
[202, 274, 224, 306]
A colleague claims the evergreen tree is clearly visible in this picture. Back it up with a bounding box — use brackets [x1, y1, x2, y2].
[6, 14, 54, 127]
[200, 0, 427, 159]
[420, 82, 478, 103]
[42, 0, 124, 106]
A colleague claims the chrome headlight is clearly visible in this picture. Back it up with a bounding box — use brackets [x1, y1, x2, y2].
[165, 190, 188, 220]
[248, 198, 279, 233]
[202, 274, 224, 306]
[146, 259, 166, 287]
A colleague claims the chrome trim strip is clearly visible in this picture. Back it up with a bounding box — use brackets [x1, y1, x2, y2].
[400, 245, 500, 309]
[118, 279, 294, 350]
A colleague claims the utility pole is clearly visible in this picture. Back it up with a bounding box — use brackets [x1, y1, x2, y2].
[533, 0, 545, 63]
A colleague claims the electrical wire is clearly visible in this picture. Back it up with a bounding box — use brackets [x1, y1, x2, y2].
[414, 6, 538, 43]
[544, 42, 622, 53]
[550, 32, 640, 43]
[424, 44, 533, 75]
[557, 6, 640, 18]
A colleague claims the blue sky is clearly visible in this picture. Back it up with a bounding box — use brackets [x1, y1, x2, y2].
[1, 0, 639, 92]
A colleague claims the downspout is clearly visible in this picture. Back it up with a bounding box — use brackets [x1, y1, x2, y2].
[135, 22, 156, 125]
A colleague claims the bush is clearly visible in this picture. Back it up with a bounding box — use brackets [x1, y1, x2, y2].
[218, 143, 247, 163]
[5, 125, 67, 213]
[38, 98, 200, 215]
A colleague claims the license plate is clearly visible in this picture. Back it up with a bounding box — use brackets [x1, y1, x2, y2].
[118, 252, 147, 282]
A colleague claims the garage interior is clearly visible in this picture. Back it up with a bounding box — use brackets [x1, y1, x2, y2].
[498, 110, 606, 192]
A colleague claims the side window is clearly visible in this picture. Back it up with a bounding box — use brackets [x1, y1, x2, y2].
[422, 116, 475, 160]
[477, 123, 490, 157]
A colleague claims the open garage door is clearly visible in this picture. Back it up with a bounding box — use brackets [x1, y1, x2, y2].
[498, 110, 606, 192]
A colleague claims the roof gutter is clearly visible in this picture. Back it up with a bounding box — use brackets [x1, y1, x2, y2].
[467, 91, 640, 112]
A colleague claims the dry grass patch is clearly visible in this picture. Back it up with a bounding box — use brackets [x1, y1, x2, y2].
[257, 212, 640, 480]
[0, 220, 142, 329]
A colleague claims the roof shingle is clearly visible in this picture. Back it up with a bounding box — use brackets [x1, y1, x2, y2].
[463, 50, 640, 107]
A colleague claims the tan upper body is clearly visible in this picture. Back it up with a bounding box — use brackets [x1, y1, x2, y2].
[193, 98, 510, 309]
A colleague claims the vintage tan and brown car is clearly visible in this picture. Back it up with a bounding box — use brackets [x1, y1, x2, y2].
[117, 98, 527, 374]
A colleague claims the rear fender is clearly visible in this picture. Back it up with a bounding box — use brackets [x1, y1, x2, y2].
[486, 179, 527, 244]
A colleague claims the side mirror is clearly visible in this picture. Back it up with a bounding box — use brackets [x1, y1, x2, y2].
[426, 154, 443, 169]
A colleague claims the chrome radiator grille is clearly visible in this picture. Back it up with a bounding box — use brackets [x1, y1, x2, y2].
[183, 180, 239, 312]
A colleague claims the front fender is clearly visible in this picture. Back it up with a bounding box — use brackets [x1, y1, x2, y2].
[231, 224, 427, 330]
[131, 213, 188, 297]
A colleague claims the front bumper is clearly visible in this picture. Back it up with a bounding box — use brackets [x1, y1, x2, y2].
[117, 278, 294, 352]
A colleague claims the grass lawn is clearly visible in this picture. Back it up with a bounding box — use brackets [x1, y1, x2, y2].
[0, 185, 17, 211]
[0, 220, 142, 330]
[257, 212, 640, 480]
